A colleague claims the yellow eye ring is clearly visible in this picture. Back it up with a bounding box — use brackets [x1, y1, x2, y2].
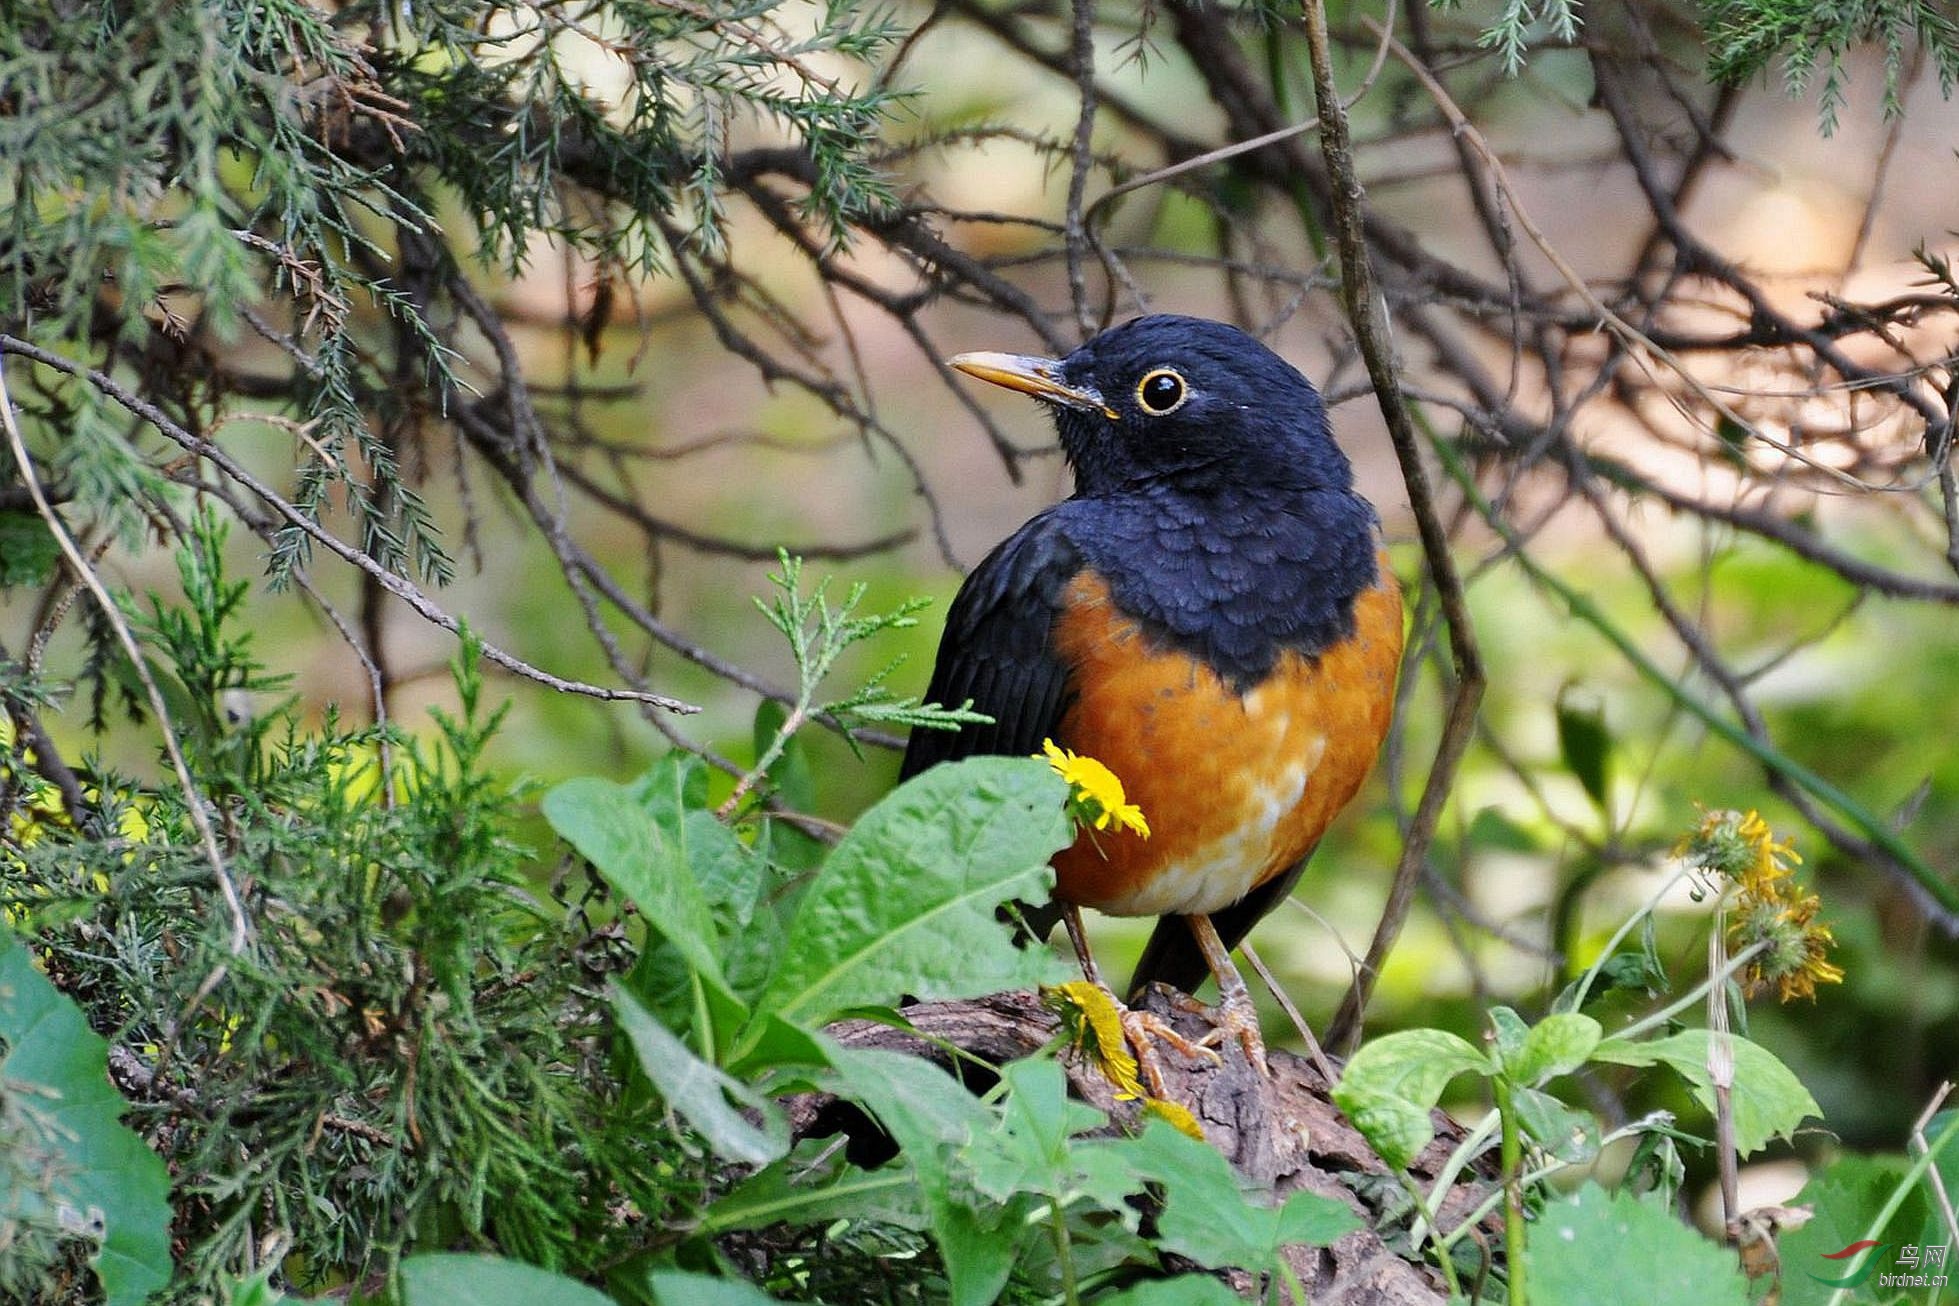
[1135, 368, 1188, 415]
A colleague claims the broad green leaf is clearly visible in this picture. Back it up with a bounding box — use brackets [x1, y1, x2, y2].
[827, 1045, 995, 1160]
[1592, 1030, 1818, 1155]
[1488, 1004, 1529, 1065]
[544, 773, 746, 1037]
[401, 1254, 615, 1305]
[965, 1059, 1122, 1209]
[627, 753, 784, 1021]
[1332, 1028, 1489, 1170]
[0, 929, 172, 1306]
[1526, 1184, 1748, 1305]
[1095, 1275, 1247, 1305]
[1774, 1153, 1930, 1306]
[613, 985, 787, 1165]
[726, 1011, 832, 1079]
[626, 753, 763, 924]
[645, 1270, 784, 1305]
[755, 757, 1069, 1029]
[1506, 1012, 1602, 1087]
[827, 1045, 1023, 1306]
[544, 774, 724, 978]
[1102, 1121, 1360, 1270]
[1509, 1086, 1599, 1163]
[703, 1139, 926, 1235]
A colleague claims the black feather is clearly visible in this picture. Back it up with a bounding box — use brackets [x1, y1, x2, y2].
[899, 508, 1084, 781]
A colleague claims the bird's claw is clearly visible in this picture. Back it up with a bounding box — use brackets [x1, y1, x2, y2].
[1119, 1006, 1222, 1098]
[1199, 986, 1271, 1078]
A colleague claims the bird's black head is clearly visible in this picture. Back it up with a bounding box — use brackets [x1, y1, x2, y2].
[950, 314, 1352, 498]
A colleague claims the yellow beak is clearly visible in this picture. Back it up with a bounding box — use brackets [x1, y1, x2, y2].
[947, 351, 1115, 419]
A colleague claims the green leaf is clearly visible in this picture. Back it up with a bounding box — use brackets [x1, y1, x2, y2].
[626, 753, 762, 924]
[1505, 1012, 1602, 1087]
[965, 1059, 1123, 1209]
[626, 753, 784, 1023]
[702, 1139, 926, 1235]
[1526, 1184, 1749, 1305]
[826, 1045, 1023, 1306]
[1591, 1030, 1819, 1155]
[1095, 1276, 1246, 1306]
[1488, 1004, 1529, 1066]
[1466, 805, 1541, 853]
[754, 757, 1069, 1030]
[1103, 1121, 1360, 1270]
[726, 1012, 832, 1079]
[645, 1270, 784, 1305]
[0, 512, 60, 587]
[0, 929, 172, 1306]
[1555, 685, 1613, 812]
[1773, 1153, 1930, 1306]
[1332, 1028, 1489, 1170]
[612, 984, 788, 1165]
[544, 772, 746, 1038]
[1557, 919, 1667, 1011]
[544, 773, 722, 974]
[401, 1254, 616, 1305]
[1509, 1086, 1599, 1163]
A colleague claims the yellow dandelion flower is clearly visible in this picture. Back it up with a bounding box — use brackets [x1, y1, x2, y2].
[1040, 739, 1149, 838]
[1046, 979, 1145, 1099]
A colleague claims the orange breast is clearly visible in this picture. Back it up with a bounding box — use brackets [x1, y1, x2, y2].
[1048, 563, 1402, 917]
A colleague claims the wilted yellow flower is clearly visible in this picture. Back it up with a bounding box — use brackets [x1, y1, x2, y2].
[1041, 739, 1149, 838]
[1677, 807, 1800, 898]
[1732, 888, 1845, 1002]
[1046, 979, 1145, 1098]
[1681, 808, 1841, 1003]
[1141, 1097, 1205, 1140]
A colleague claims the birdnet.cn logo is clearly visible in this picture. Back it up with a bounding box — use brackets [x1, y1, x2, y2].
[1808, 1239, 1951, 1293]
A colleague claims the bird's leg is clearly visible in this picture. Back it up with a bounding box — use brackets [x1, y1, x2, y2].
[1187, 913, 1270, 1077]
[1061, 905, 1217, 1097]
[1060, 902, 1107, 986]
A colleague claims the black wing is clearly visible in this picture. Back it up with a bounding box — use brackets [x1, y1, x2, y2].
[900, 509, 1084, 781]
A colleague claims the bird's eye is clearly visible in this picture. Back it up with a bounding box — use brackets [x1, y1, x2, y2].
[1135, 368, 1188, 415]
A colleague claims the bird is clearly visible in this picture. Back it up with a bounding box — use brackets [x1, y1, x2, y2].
[900, 313, 1403, 1079]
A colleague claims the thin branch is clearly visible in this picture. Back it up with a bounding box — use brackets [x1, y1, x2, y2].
[1296, 0, 1486, 1052]
[0, 357, 250, 955]
[0, 335, 701, 716]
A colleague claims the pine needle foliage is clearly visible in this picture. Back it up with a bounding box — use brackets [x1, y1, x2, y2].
[1, 522, 695, 1300]
[0, 0, 902, 588]
[1699, 0, 1959, 128]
